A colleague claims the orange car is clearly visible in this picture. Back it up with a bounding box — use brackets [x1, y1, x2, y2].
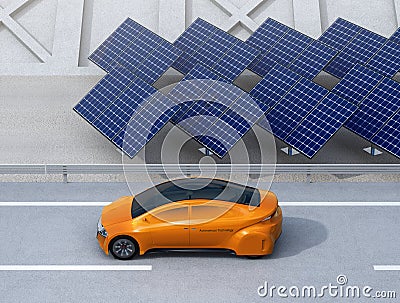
[97, 178, 282, 260]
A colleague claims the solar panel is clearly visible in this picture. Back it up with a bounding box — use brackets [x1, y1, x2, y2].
[250, 29, 314, 77]
[285, 93, 357, 158]
[264, 78, 328, 140]
[332, 64, 384, 105]
[324, 29, 386, 78]
[196, 94, 265, 157]
[177, 101, 228, 136]
[73, 66, 137, 123]
[371, 110, 400, 158]
[113, 93, 181, 158]
[89, 18, 145, 71]
[389, 27, 400, 45]
[250, 64, 301, 112]
[92, 77, 158, 140]
[89, 18, 181, 84]
[133, 41, 183, 84]
[289, 41, 337, 80]
[246, 18, 290, 52]
[168, 64, 221, 124]
[345, 78, 400, 140]
[246, 18, 290, 71]
[172, 19, 259, 81]
[212, 42, 260, 82]
[318, 18, 362, 51]
[172, 19, 217, 74]
[366, 41, 400, 78]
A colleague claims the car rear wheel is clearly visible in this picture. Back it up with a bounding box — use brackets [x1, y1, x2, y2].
[110, 236, 139, 260]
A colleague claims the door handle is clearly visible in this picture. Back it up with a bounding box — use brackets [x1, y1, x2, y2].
[183, 227, 189, 230]
[191, 228, 196, 230]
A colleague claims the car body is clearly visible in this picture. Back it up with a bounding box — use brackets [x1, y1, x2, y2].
[97, 178, 282, 259]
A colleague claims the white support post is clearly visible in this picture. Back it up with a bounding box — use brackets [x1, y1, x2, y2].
[159, 0, 186, 42]
[292, 0, 322, 38]
[50, 0, 85, 66]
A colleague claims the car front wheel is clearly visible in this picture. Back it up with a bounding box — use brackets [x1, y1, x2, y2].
[110, 236, 139, 260]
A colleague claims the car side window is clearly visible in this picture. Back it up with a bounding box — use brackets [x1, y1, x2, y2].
[154, 206, 189, 224]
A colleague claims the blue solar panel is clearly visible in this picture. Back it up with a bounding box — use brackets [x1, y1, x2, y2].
[285, 93, 357, 158]
[250, 29, 314, 77]
[177, 101, 228, 136]
[264, 78, 328, 140]
[113, 94, 181, 158]
[73, 66, 137, 123]
[246, 18, 290, 71]
[113, 31, 163, 71]
[173, 19, 259, 81]
[189, 29, 237, 71]
[246, 18, 290, 52]
[371, 110, 400, 158]
[172, 19, 217, 73]
[289, 41, 337, 80]
[174, 80, 244, 135]
[89, 19, 181, 84]
[332, 64, 384, 105]
[92, 77, 158, 140]
[324, 29, 386, 78]
[89, 18, 145, 71]
[250, 64, 301, 112]
[212, 42, 260, 82]
[168, 64, 221, 124]
[345, 78, 400, 140]
[131, 41, 182, 84]
[318, 18, 362, 51]
[196, 94, 265, 157]
[366, 41, 400, 78]
[389, 27, 400, 45]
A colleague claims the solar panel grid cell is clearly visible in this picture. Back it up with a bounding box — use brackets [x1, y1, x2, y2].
[73, 66, 137, 123]
[371, 110, 400, 158]
[366, 41, 400, 78]
[285, 93, 357, 158]
[92, 77, 158, 140]
[251, 29, 314, 77]
[89, 18, 145, 71]
[318, 18, 362, 51]
[325, 29, 387, 78]
[332, 64, 384, 105]
[289, 41, 338, 80]
[265, 78, 328, 140]
[345, 78, 400, 140]
[113, 95, 181, 157]
[250, 64, 301, 111]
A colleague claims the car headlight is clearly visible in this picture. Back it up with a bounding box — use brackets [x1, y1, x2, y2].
[97, 217, 108, 237]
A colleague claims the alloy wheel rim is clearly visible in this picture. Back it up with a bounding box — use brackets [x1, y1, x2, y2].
[113, 239, 135, 258]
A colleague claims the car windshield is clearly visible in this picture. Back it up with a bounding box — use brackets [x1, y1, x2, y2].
[131, 178, 260, 218]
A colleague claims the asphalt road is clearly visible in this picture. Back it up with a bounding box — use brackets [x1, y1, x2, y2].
[0, 183, 399, 302]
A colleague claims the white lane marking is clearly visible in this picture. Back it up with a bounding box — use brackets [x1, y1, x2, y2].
[0, 265, 152, 271]
[374, 266, 400, 271]
[1, 202, 400, 207]
[0, 202, 110, 207]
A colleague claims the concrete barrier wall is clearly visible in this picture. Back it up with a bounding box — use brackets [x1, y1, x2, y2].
[0, 0, 399, 75]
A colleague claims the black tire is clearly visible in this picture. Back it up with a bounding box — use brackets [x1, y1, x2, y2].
[246, 255, 264, 259]
[109, 236, 139, 260]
